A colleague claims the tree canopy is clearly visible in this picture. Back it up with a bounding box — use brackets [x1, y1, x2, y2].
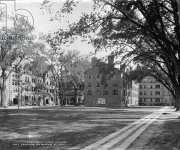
[48, 0, 180, 109]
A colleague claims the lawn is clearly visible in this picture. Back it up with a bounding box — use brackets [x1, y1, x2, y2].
[0, 106, 156, 150]
[128, 108, 180, 150]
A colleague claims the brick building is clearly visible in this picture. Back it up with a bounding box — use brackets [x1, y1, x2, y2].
[84, 57, 126, 107]
[138, 76, 173, 106]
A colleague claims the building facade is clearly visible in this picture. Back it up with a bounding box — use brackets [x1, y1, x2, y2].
[84, 57, 126, 107]
[5, 70, 58, 106]
[138, 76, 173, 106]
[126, 81, 139, 106]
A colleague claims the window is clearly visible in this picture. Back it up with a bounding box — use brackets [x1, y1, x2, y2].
[139, 91, 143, 95]
[88, 82, 92, 87]
[103, 90, 108, 95]
[150, 91, 153, 95]
[87, 90, 92, 95]
[113, 89, 118, 95]
[13, 88, 18, 92]
[144, 91, 146, 95]
[155, 85, 160, 88]
[50, 89, 54, 93]
[25, 87, 28, 91]
[139, 98, 143, 103]
[89, 75, 91, 79]
[144, 85, 146, 89]
[96, 90, 101, 95]
[155, 91, 160, 95]
[150, 85, 153, 89]
[139, 85, 143, 89]
[96, 83, 100, 87]
[155, 98, 160, 103]
[150, 98, 153, 102]
[15, 82, 18, 86]
[97, 98, 106, 104]
[32, 78, 36, 83]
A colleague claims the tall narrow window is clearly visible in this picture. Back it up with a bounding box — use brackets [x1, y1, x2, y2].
[88, 82, 92, 87]
[113, 89, 118, 95]
[96, 83, 100, 87]
[87, 90, 92, 95]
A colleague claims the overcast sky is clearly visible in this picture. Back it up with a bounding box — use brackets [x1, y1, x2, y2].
[0, 0, 95, 56]
[0, 0, 107, 58]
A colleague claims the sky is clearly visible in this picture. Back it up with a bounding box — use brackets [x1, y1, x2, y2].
[0, 0, 104, 57]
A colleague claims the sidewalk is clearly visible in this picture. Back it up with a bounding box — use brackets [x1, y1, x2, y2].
[82, 107, 171, 150]
[127, 107, 180, 150]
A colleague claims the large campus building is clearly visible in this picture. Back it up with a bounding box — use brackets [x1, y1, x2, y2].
[84, 57, 139, 107]
[138, 76, 173, 106]
[126, 81, 139, 106]
[5, 70, 58, 106]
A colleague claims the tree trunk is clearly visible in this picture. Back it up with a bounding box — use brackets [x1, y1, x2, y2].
[0, 73, 7, 107]
[74, 88, 77, 105]
[175, 86, 180, 111]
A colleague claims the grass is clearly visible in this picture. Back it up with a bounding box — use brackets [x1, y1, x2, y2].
[145, 120, 180, 150]
[0, 107, 154, 150]
[128, 110, 180, 150]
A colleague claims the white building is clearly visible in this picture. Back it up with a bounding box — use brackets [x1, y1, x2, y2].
[126, 81, 139, 106]
[5, 70, 58, 106]
[138, 76, 173, 106]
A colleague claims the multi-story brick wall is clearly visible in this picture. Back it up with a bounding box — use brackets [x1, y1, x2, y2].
[138, 76, 173, 106]
[84, 57, 125, 107]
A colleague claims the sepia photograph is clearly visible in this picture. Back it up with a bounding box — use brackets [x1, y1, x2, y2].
[0, 0, 180, 149]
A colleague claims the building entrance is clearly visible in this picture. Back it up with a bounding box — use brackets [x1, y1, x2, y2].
[13, 98, 18, 105]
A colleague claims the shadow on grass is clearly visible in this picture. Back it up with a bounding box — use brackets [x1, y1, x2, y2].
[0, 108, 153, 150]
[0, 124, 126, 150]
[145, 119, 180, 150]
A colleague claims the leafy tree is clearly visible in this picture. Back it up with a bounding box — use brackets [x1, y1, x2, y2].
[58, 50, 91, 105]
[24, 53, 53, 105]
[0, 17, 34, 107]
[48, 0, 180, 110]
